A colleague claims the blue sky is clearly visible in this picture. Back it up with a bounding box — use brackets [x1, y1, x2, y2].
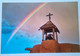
[2, 3, 42, 54]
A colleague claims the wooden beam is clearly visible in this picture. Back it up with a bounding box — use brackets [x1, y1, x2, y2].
[42, 30, 44, 41]
[25, 48, 32, 51]
[45, 33, 47, 40]
[56, 32, 58, 42]
[52, 28, 55, 39]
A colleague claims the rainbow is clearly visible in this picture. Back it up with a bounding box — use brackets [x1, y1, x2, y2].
[7, 3, 46, 43]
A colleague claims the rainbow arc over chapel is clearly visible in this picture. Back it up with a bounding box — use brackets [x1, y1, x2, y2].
[7, 3, 46, 43]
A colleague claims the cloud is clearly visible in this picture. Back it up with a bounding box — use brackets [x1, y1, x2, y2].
[2, 3, 41, 25]
[2, 19, 16, 34]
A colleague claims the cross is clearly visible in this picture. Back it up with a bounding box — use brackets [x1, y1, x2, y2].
[46, 13, 53, 21]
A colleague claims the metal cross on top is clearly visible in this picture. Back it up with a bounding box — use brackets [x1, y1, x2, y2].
[46, 13, 53, 21]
